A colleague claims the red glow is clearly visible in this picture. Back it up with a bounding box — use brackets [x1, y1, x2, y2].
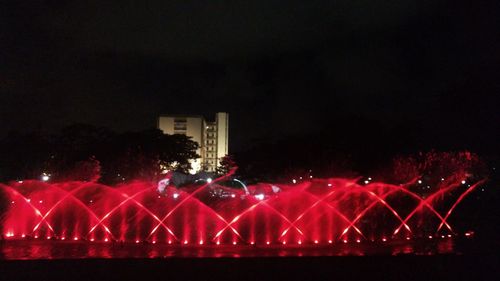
[0, 173, 484, 246]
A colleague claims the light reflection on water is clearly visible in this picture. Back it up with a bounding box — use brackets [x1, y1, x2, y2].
[0, 239, 461, 260]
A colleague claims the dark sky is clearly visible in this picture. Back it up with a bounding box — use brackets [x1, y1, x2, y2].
[1, 0, 499, 152]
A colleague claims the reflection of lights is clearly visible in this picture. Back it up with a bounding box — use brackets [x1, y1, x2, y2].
[343, 240, 348, 243]
[231, 194, 236, 198]
[314, 240, 319, 244]
[104, 238, 109, 242]
[266, 241, 270, 245]
[199, 240, 204, 245]
[168, 240, 172, 244]
[382, 238, 387, 242]
[152, 241, 156, 244]
[328, 240, 333, 244]
[61, 237, 65, 240]
[136, 240, 140, 244]
[90, 238, 94, 242]
[11, 201, 15, 204]
[368, 177, 372, 181]
[216, 241, 220, 245]
[233, 241, 237, 245]
[184, 240, 188, 245]
[292, 179, 297, 184]
[428, 235, 433, 239]
[207, 178, 212, 183]
[298, 241, 302, 245]
[327, 183, 332, 187]
[418, 180, 422, 184]
[173, 193, 179, 199]
[41, 174, 50, 181]
[73, 237, 79, 241]
[255, 194, 264, 200]
[356, 239, 361, 243]
[364, 180, 369, 184]
[447, 234, 452, 238]
[21, 234, 26, 238]
[406, 237, 411, 240]
[461, 180, 466, 184]
[250, 241, 254, 245]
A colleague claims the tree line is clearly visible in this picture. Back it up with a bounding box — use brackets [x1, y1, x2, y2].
[0, 124, 199, 184]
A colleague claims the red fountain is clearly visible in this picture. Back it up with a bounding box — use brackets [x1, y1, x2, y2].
[0, 173, 484, 246]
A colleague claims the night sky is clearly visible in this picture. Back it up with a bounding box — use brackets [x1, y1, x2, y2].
[1, 0, 499, 153]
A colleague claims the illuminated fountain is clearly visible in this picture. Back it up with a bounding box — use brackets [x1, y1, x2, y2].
[0, 171, 485, 246]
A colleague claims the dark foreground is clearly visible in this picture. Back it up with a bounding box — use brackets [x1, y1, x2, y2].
[1, 255, 499, 281]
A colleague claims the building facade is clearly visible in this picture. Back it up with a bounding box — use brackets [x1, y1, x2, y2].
[157, 112, 229, 173]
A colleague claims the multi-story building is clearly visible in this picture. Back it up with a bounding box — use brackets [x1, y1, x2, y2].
[157, 112, 229, 173]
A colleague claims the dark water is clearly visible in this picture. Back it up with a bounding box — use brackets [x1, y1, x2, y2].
[0, 238, 468, 260]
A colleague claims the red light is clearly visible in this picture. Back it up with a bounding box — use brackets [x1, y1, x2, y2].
[406, 237, 411, 240]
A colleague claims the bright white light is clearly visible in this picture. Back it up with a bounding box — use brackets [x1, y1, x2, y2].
[327, 183, 332, 187]
[206, 178, 212, 183]
[364, 180, 369, 184]
[18, 180, 23, 183]
[231, 194, 236, 198]
[309, 175, 313, 179]
[255, 194, 264, 201]
[173, 193, 179, 199]
[368, 177, 372, 181]
[461, 180, 466, 184]
[441, 178, 445, 181]
[418, 180, 422, 184]
[41, 175, 50, 181]
[292, 179, 297, 184]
